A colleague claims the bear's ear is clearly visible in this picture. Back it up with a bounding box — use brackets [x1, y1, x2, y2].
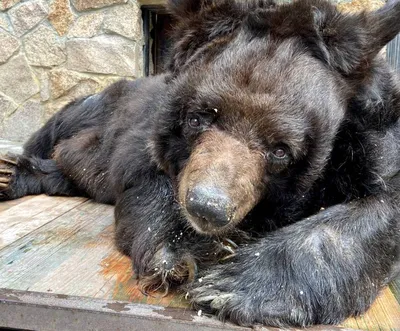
[365, 0, 400, 58]
[167, 0, 211, 17]
[314, 0, 400, 74]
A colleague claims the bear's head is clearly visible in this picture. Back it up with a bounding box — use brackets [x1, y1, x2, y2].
[152, 0, 400, 234]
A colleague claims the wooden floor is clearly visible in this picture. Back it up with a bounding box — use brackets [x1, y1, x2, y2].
[0, 195, 399, 331]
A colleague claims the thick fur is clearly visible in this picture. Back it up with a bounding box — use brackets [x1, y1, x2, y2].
[1, 0, 400, 327]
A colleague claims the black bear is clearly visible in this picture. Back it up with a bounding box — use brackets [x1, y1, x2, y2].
[1, 0, 400, 327]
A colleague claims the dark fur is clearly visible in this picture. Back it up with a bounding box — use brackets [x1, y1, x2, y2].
[1, 0, 400, 327]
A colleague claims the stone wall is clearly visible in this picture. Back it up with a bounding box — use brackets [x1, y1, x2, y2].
[0, 0, 144, 142]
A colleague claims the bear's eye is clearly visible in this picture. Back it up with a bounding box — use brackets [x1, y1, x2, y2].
[187, 111, 216, 130]
[188, 114, 201, 128]
[272, 148, 287, 159]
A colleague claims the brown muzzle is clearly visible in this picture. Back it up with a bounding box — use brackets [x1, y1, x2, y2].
[179, 131, 265, 234]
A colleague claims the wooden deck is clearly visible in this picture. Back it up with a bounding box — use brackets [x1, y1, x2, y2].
[0, 195, 399, 331]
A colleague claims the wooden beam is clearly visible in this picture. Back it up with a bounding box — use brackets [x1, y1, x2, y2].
[0, 288, 361, 331]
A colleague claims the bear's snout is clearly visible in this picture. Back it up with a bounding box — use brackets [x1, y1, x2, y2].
[179, 130, 265, 234]
[186, 185, 232, 228]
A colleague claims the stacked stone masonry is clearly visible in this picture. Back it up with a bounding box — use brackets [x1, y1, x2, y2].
[0, 0, 144, 141]
[0, 0, 385, 142]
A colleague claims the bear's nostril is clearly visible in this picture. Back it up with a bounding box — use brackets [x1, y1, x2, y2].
[186, 186, 231, 228]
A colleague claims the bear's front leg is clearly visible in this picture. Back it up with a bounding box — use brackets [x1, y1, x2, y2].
[114, 173, 231, 293]
[114, 174, 191, 291]
[190, 193, 400, 327]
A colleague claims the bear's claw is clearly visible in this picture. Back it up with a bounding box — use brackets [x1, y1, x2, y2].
[0, 155, 18, 198]
[0, 156, 17, 166]
[138, 245, 198, 296]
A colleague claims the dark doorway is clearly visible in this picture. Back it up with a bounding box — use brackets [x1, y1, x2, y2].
[142, 6, 175, 76]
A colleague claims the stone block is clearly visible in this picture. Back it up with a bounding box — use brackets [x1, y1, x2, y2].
[24, 24, 66, 67]
[66, 35, 140, 77]
[0, 54, 39, 103]
[67, 12, 103, 38]
[0, 0, 21, 12]
[0, 100, 44, 142]
[0, 28, 20, 64]
[45, 80, 99, 119]
[0, 13, 10, 31]
[95, 75, 125, 90]
[49, 68, 99, 99]
[103, 2, 142, 41]
[48, 0, 74, 36]
[0, 92, 18, 118]
[8, 0, 49, 37]
[71, 0, 127, 11]
[33, 67, 50, 102]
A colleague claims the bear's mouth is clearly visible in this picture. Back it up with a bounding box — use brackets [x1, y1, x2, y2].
[184, 212, 236, 235]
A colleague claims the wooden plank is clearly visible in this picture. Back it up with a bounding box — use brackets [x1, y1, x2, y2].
[341, 286, 400, 330]
[0, 288, 252, 331]
[0, 195, 88, 249]
[13, 212, 188, 308]
[0, 198, 184, 308]
[29, 224, 117, 297]
[0, 200, 113, 290]
[0, 196, 34, 213]
[0, 195, 86, 233]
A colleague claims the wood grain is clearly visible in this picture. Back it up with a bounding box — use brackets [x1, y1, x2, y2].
[342, 287, 400, 330]
[0, 196, 34, 213]
[0, 195, 87, 250]
[0, 199, 113, 291]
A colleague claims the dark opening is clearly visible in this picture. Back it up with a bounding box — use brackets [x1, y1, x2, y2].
[142, 6, 175, 76]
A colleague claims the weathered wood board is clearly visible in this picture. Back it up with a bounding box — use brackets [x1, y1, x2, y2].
[0, 195, 399, 330]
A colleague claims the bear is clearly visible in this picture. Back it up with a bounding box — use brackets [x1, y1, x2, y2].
[0, 0, 400, 327]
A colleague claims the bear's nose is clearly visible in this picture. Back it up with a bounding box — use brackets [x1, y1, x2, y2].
[186, 186, 231, 228]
